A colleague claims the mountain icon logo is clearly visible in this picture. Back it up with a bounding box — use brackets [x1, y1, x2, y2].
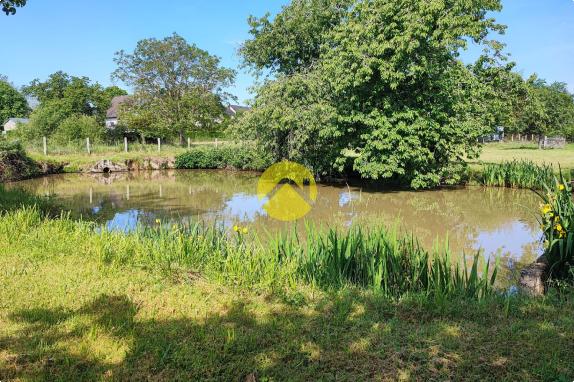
[257, 161, 317, 221]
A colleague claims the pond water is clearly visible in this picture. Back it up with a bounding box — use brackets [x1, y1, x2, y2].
[9, 170, 544, 284]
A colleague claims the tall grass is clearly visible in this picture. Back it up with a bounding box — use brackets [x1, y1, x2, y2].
[0, 204, 498, 300]
[537, 173, 574, 280]
[479, 160, 559, 189]
[272, 225, 498, 299]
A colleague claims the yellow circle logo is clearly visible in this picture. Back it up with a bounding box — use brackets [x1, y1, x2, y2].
[257, 161, 317, 221]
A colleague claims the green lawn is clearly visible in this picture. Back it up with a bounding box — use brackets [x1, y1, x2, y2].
[477, 142, 574, 171]
[26, 141, 228, 172]
[0, 207, 573, 381]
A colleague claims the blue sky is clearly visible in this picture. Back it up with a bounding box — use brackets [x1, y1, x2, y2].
[1, 0, 573, 103]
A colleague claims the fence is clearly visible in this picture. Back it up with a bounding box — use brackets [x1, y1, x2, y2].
[33, 136, 229, 156]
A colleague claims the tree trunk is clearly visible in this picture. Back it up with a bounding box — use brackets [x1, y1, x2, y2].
[179, 131, 185, 146]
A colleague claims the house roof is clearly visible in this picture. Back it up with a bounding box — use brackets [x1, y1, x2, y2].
[4, 118, 29, 125]
[106, 95, 131, 119]
[225, 105, 251, 116]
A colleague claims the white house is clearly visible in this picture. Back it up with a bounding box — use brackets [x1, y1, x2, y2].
[2, 118, 29, 134]
[105, 95, 131, 128]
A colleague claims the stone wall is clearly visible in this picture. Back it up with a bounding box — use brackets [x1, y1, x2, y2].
[538, 136, 567, 149]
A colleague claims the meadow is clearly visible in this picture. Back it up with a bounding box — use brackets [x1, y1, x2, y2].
[476, 142, 574, 171]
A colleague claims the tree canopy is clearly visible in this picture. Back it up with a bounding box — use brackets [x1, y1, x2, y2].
[0, 79, 29, 123]
[112, 33, 236, 143]
[1, 0, 25, 15]
[239, 0, 506, 188]
[22, 71, 127, 125]
[18, 72, 127, 142]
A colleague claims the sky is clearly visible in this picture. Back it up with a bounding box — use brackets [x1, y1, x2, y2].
[1, 0, 573, 104]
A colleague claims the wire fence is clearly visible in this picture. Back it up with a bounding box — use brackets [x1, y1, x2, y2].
[26, 137, 232, 156]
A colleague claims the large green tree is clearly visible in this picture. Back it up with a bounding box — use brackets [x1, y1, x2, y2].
[112, 33, 236, 144]
[0, 79, 29, 123]
[240, 0, 505, 188]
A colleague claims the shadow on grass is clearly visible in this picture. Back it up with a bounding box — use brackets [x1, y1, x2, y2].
[1, 291, 573, 381]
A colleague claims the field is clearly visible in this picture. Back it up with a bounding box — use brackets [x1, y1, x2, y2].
[477, 142, 574, 171]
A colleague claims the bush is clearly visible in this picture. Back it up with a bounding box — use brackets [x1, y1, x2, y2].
[52, 115, 105, 145]
[17, 99, 71, 142]
[0, 140, 40, 182]
[175, 144, 272, 171]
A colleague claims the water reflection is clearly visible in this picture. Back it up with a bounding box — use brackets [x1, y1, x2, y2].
[9, 170, 543, 280]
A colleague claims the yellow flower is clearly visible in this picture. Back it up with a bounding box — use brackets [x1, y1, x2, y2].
[155, 219, 161, 224]
[558, 184, 565, 191]
[555, 224, 563, 233]
[233, 225, 239, 232]
[554, 216, 560, 223]
[540, 204, 552, 215]
[560, 231, 566, 238]
[242, 227, 248, 234]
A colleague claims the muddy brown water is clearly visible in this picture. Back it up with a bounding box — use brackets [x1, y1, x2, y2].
[9, 170, 544, 285]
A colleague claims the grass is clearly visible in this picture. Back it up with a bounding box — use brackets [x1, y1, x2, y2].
[477, 142, 574, 171]
[1, 207, 573, 380]
[25, 141, 231, 172]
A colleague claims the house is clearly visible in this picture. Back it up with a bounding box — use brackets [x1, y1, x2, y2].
[105, 95, 131, 128]
[225, 105, 250, 117]
[2, 118, 29, 134]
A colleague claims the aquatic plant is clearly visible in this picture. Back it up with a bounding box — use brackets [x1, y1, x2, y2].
[272, 225, 497, 300]
[479, 160, 558, 189]
[537, 174, 574, 280]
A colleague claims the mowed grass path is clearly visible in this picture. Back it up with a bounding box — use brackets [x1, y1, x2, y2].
[1, 211, 573, 381]
[477, 143, 574, 170]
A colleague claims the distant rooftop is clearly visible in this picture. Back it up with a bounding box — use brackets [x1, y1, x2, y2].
[4, 118, 29, 124]
[225, 105, 250, 116]
[106, 95, 131, 119]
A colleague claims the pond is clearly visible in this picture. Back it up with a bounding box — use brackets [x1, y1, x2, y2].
[9, 170, 544, 284]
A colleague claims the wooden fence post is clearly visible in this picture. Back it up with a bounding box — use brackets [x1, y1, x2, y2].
[188, 137, 191, 149]
[43, 136, 47, 155]
[124, 137, 128, 153]
[157, 138, 161, 152]
[86, 138, 91, 154]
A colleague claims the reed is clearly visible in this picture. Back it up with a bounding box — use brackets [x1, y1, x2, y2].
[479, 160, 559, 189]
[537, 173, 574, 280]
[271, 225, 497, 299]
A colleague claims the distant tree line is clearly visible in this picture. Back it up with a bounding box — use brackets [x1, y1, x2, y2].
[1, 34, 236, 145]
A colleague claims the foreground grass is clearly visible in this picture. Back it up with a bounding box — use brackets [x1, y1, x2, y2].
[477, 142, 574, 171]
[1, 207, 574, 380]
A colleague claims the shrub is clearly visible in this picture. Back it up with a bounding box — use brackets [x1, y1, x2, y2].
[175, 144, 272, 171]
[52, 115, 105, 145]
[0, 140, 40, 182]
